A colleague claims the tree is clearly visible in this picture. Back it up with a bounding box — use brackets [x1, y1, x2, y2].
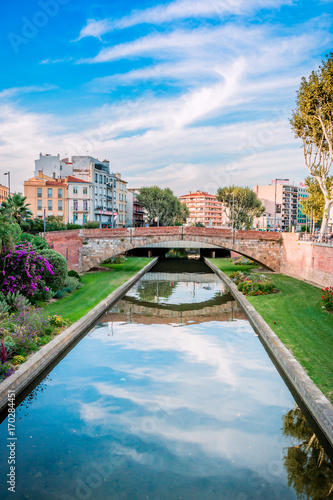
[290, 53, 333, 236]
[216, 186, 265, 229]
[137, 186, 189, 226]
[299, 176, 333, 227]
[0, 215, 14, 254]
[0, 193, 32, 225]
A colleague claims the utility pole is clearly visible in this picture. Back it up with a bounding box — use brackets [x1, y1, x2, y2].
[43, 208, 46, 233]
[4, 171, 10, 196]
[232, 192, 235, 244]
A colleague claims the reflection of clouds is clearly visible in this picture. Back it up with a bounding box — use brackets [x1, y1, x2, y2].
[71, 314, 294, 477]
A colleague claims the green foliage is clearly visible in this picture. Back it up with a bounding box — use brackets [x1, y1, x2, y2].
[0, 215, 14, 255]
[64, 276, 82, 292]
[53, 289, 68, 299]
[68, 270, 81, 282]
[290, 53, 333, 233]
[66, 223, 82, 230]
[230, 271, 279, 295]
[2, 291, 31, 311]
[83, 221, 100, 228]
[216, 186, 265, 229]
[300, 176, 333, 223]
[0, 193, 32, 224]
[0, 299, 10, 314]
[137, 186, 189, 225]
[39, 249, 68, 291]
[321, 286, 333, 312]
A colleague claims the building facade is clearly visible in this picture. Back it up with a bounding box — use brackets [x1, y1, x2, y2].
[179, 191, 229, 227]
[30, 153, 128, 227]
[127, 188, 145, 227]
[24, 173, 94, 225]
[253, 181, 308, 231]
[0, 183, 9, 203]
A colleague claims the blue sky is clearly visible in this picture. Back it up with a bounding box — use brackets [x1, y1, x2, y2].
[0, 0, 332, 195]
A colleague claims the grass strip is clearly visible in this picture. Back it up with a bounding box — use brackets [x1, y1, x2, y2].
[213, 258, 333, 402]
[44, 257, 153, 323]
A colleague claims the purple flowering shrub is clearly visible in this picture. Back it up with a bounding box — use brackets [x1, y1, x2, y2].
[0, 243, 54, 299]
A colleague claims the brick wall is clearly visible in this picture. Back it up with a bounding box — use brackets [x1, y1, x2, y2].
[281, 233, 333, 287]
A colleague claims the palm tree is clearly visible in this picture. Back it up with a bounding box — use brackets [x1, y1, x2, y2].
[0, 193, 32, 224]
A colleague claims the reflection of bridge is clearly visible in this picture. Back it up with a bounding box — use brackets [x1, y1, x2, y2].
[45, 226, 283, 273]
[140, 272, 223, 283]
[101, 298, 246, 325]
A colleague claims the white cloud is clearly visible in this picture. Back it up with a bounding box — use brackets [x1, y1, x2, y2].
[77, 0, 294, 40]
[0, 84, 57, 99]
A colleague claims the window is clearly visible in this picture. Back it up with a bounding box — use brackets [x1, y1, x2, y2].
[47, 188, 52, 198]
[104, 176, 106, 184]
[95, 173, 98, 183]
[73, 186, 78, 194]
[37, 188, 42, 198]
[37, 200, 42, 210]
[95, 187, 97, 195]
[58, 188, 63, 199]
[83, 201, 88, 211]
[99, 175, 102, 183]
[48, 200, 52, 211]
[83, 187, 87, 195]
[58, 200, 63, 211]
[74, 200, 78, 210]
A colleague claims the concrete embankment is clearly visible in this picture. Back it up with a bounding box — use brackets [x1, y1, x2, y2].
[204, 257, 333, 449]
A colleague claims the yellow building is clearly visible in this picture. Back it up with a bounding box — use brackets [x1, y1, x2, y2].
[115, 173, 128, 227]
[0, 183, 9, 203]
[24, 173, 67, 221]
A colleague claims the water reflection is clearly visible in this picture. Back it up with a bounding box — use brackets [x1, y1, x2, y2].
[0, 260, 332, 500]
[283, 404, 333, 499]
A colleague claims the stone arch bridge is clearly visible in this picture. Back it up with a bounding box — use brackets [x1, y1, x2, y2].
[45, 227, 284, 273]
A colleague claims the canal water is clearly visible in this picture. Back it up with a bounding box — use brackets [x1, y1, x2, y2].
[0, 259, 332, 499]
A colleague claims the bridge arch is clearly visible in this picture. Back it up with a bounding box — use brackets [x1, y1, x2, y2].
[44, 227, 283, 273]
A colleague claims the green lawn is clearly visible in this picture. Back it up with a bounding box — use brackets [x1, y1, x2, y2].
[213, 258, 333, 402]
[45, 257, 152, 323]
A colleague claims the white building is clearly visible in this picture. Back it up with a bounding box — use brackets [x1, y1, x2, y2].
[66, 176, 94, 225]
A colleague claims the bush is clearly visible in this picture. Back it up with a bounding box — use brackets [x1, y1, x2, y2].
[83, 221, 100, 229]
[17, 232, 50, 250]
[66, 223, 82, 230]
[48, 315, 67, 328]
[3, 336, 16, 356]
[0, 243, 54, 298]
[68, 270, 81, 282]
[39, 249, 68, 292]
[64, 276, 81, 292]
[0, 362, 14, 381]
[321, 287, 333, 312]
[53, 289, 68, 299]
[0, 298, 9, 314]
[3, 291, 30, 311]
[231, 271, 279, 296]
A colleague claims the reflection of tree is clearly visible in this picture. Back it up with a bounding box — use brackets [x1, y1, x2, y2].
[136, 281, 176, 303]
[282, 404, 333, 499]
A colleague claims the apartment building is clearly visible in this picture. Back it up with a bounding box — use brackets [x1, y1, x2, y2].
[0, 183, 9, 203]
[253, 181, 309, 231]
[179, 190, 229, 227]
[24, 173, 93, 225]
[31, 154, 128, 227]
[115, 173, 127, 227]
[127, 189, 145, 227]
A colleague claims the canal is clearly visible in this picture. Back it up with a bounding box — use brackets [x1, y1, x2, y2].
[0, 259, 332, 499]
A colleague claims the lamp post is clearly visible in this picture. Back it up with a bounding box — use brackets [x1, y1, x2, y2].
[3, 171, 10, 196]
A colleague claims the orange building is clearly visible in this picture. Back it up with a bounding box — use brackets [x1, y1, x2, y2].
[24, 173, 67, 220]
[0, 183, 9, 203]
[179, 190, 229, 227]
[24, 172, 93, 224]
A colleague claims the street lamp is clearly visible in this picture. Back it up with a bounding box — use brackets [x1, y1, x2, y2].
[3, 171, 10, 196]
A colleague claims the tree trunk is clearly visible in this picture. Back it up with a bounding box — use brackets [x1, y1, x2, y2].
[320, 198, 332, 237]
